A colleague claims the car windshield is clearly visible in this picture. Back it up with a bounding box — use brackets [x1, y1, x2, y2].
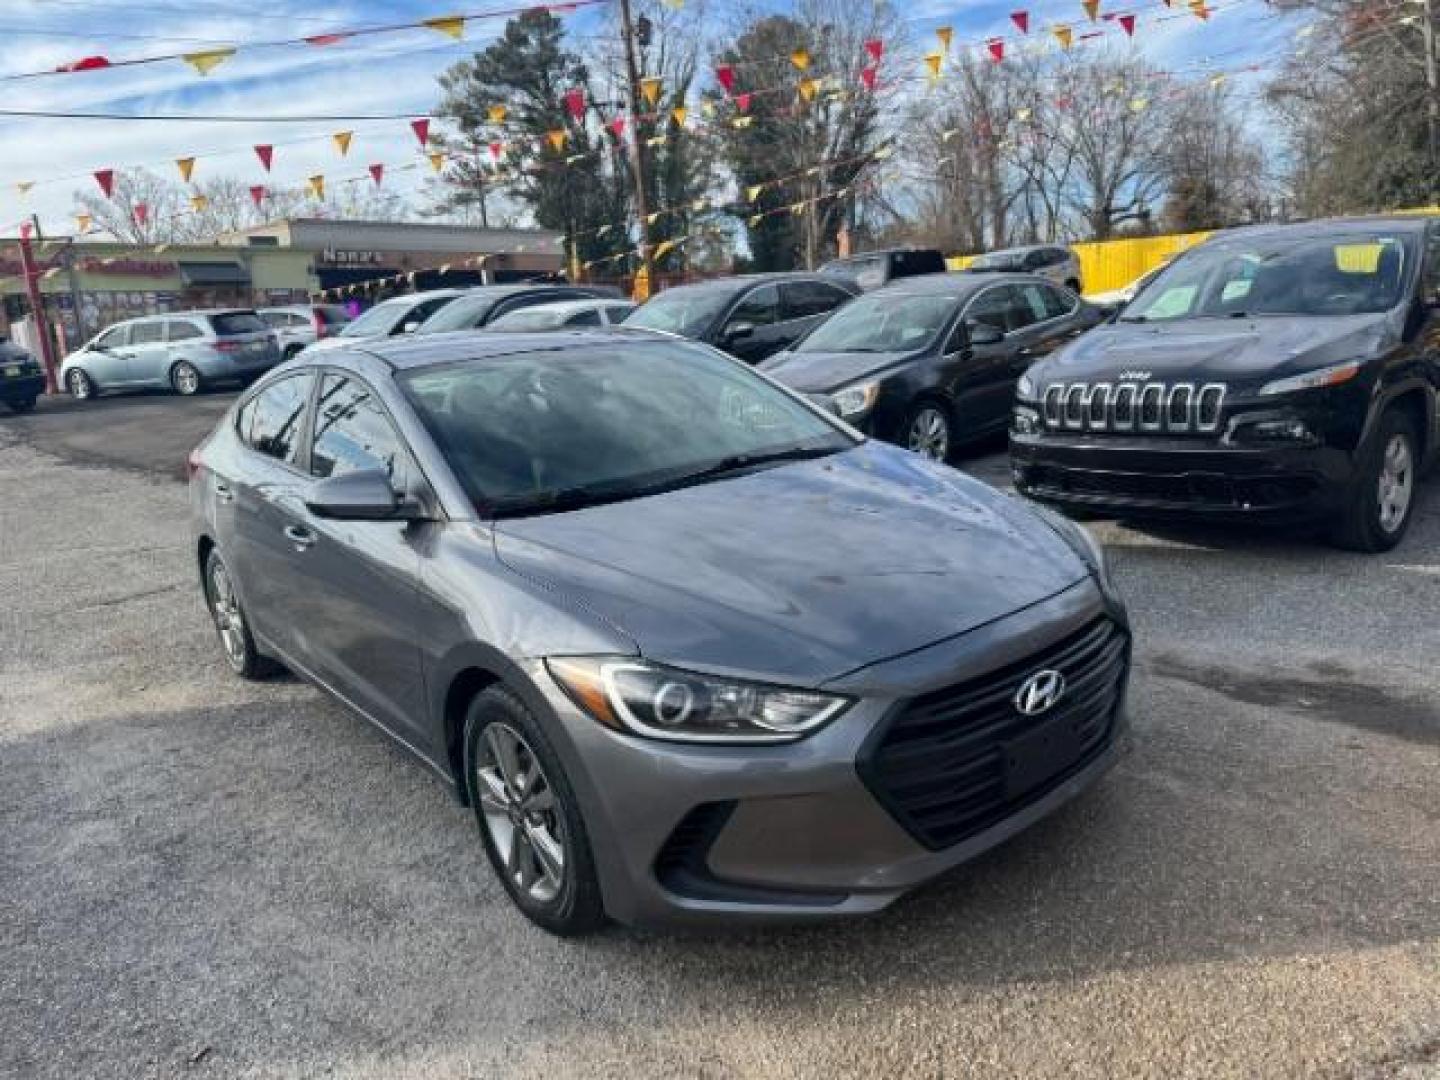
[339, 300, 408, 338]
[1126, 234, 1412, 320]
[969, 251, 1026, 271]
[400, 340, 852, 515]
[623, 287, 731, 338]
[417, 293, 501, 333]
[797, 292, 956, 353]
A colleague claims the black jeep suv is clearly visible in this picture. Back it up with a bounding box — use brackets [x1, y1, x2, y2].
[1010, 217, 1440, 551]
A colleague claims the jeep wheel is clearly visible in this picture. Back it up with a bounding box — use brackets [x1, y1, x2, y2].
[1333, 409, 1418, 553]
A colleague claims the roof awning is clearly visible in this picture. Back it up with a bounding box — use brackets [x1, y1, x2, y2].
[177, 261, 250, 286]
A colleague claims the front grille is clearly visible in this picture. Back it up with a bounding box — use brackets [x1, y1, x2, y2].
[858, 618, 1128, 851]
[1042, 381, 1226, 434]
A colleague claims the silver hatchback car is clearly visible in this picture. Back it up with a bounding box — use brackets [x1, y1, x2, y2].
[61, 309, 281, 400]
[189, 332, 1130, 935]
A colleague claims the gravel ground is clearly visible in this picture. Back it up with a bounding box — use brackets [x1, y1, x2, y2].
[1, 394, 1437, 1080]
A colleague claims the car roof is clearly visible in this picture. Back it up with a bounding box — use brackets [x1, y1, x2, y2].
[496, 298, 630, 316]
[654, 272, 855, 295]
[977, 243, 1069, 257]
[823, 247, 941, 261]
[376, 288, 467, 306]
[339, 329, 683, 372]
[1201, 216, 1431, 244]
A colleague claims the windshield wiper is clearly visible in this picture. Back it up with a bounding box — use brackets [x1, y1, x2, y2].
[1117, 315, 1148, 323]
[668, 444, 845, 487]
[488, 481, 646, 519]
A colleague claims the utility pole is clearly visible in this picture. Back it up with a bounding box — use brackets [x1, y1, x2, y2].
[616, 0, 654, 293]
[1424, 0, 1440, 188]
[17, 219, 58, 394]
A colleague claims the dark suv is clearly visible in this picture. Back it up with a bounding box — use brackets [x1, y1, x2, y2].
[820, 248, 948, 291]
[1010, 217, 1440, 551]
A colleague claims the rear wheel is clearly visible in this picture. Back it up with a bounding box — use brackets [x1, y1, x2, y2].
[1333, 408, 1418, 552]
[904, 401, 954, 463]
[463, 686, 606, 936]
[203, 549, 278, 679]
[171, 361, 202, 396]
[1065, 278, 1082, 294]
[66, 368, 94, 400]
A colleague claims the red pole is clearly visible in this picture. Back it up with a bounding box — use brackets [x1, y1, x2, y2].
[17, 223, 58, 394]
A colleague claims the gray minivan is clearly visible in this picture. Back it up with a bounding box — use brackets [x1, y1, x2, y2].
[60, 310, 281, 400]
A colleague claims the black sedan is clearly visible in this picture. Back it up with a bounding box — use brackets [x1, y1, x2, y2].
[0, 339, 45, 413]
[761, 273, 1102, 461]
[623, 273, 859, 364]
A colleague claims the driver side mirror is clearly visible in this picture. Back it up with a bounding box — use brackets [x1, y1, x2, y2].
[305, 468, 424, 522]
[401, 320, 422, 334]
[722, 320, 756, 344]
[966, 319, 1005, 346]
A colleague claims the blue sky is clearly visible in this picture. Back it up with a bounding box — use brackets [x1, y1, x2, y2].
[0, 0, 1307, 236]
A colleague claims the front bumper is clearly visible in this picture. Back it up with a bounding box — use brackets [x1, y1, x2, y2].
[527, 579, 1129, 928]
[1010, 429, 1354, 522]
[0, 372, 45, 403]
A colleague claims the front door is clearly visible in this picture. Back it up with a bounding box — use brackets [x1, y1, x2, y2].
[957, 285, 1026, 434]
[716, 284, 784, 363]
[86, 324, 134, 385]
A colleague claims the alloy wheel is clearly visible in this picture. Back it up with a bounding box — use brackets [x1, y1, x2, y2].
[1377, 432, 1413, 535]
[173, 364, 201, 396]
[474, 722, 568, 904]
[68, 370, 91, 400]
[208, 561, 247, 671]
[907, 407, 950, 462]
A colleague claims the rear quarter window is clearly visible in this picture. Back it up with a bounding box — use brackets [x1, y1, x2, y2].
[210, 312, 267, 336]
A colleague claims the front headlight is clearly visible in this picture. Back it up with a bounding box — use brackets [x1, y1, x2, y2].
[1258, 359, 1363, 396]
[1017, 370, 1037, 400]
[830, 379, 880, 419]
[546, 657, 850, 744]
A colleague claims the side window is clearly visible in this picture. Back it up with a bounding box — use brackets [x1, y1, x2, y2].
[1022, 250, 1046, 271]
[130, 322, 166, 345]
[1042, 284, 1077, 319]
[261, 312, 287, 328]
[493, 294, 557, 320]
[246, 374, 313, 465]
[965, 288, 1013, 335]
[1017, 284, 1053, 323]
[729, 284, 780, 327]
[310, 374, 406, 483]
[1007, 285, 1045, 331]
[95, 325, 130, 349]
[566, 308, 602, 327]
[167, 321, 204, 342]
[783, 281, 851, 319]
[405, 296, 452, 328]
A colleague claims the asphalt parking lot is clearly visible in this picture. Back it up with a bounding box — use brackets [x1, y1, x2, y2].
[2, 390, 1437, 1080]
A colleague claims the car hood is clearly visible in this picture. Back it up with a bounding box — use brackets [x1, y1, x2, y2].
[300, 335, 360, 355]
[492, 441, 1087, 686]
[1033, 313, 1395, 390]
[760, 349, 917, 394]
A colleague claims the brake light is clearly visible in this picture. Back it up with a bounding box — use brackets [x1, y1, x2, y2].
[313, 310, 327, 339]
[213, 340, 241, 353]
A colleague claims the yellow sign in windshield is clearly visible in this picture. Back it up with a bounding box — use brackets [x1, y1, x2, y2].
[1333, 243, 1385, 274]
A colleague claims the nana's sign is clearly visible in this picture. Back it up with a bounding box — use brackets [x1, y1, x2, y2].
[319, 248, 385, 266]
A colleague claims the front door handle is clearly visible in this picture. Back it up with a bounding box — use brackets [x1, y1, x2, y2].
[283, 524, 316, 552]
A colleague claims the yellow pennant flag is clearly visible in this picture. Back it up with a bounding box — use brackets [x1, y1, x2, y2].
[424, 15, 465, 39]
[671, 106, 687, 126]
[641, 77, 663, 107]
[653, 238, 678, 260]
[1082, 0, 1100, 20]
[646, 134, 666, 147]
[175, 157, 196, 183]
[790, 49, 810, 71]
[732, 115, 754, 129]
[747, 213, 764, 227]
[936, 26, 954, 50]
[1210, 72, 1227, 87]
[15, 181, 33, 195]
[924, 52, 944, 80]
[76, 213, 92, 232]
[1017, 107, 1032, 121]
[308, 175, 325, 200]
[1189, 0, 1210, 17]
[1052, 24, 1074, 49]
[1129, 96, 1149, 112]
[701, 99, 716, 117]
[190, 194, 209, 212]
[333, 131, 353, 156]
[746, 183, 765, 202]
[546, 129, 567, 152]
[798, 78, 820, 102]
[429, 151, 446, 173]
[183, 48, 234, 75]
[488, 104, 507, 124]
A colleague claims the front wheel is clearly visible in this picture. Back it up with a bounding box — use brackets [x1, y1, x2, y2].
[464, 686, 606, 936]
[1332, 409, 1419, 552]
[904, 401, 954, 463]
[172, 361, 202, 396]
[67, 368, 94, 400]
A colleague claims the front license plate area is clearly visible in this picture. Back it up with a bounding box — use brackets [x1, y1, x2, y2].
[1002, 713, 1084, 800]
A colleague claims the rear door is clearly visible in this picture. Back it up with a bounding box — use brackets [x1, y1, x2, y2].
[124, 320, 170, 386]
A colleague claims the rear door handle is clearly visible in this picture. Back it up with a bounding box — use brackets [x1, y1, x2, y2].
[213, 481, 233, 503]
[283, 524, 316, 552]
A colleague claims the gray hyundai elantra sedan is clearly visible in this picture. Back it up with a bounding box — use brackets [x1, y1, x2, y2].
[189, 329, 1131, 935]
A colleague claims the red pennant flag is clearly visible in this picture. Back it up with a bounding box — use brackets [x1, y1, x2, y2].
[133, 203, 148, 226]
[93, 169, 115, 198]
[368, 163, 384, 186]
[864, 38, 884, 63]
[1119, 13, 1136, 35]
[735, 92, 752, 112]
[1055, 95, 1073, 110]
[860, 66, 878, 91]
[249, 184, 267, 208]
[715, 64, 736, 94]
[564, 88, 585, 121]
[489, 140, 503, 160]
[1011, 10, 1030, 32]
[254, 144, 273, 172]
[58, 55, 111, 72]
[609, 116, 627, 138]
[410, 118, 431, 146]
[987, 38, 1005, 62]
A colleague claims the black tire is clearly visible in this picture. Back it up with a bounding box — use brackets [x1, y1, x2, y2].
[1065, 278, 1082, 294]
[171, 361, 203, 396]
[202, 549, 280, 679]
[463, 686, 606, 936]
[902, 400, 955, 463]
[66, 368, 94, 400]
[7, 396, 37, 414]
[1332, 408, 1419, 553]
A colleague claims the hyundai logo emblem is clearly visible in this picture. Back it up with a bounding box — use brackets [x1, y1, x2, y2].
[1014, 669, 1066, 716]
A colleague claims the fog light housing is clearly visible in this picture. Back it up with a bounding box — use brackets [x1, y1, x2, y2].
[1230, 418, 1314, 444]
[1012, 407, 1042, 435]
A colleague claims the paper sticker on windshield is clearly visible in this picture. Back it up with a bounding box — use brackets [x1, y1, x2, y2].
[1334, 243, 1383, 274]
[1145, 285, 1197, 319]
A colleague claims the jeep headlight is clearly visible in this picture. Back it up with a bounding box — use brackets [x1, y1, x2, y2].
[1017, 370, 1037, 400]
[547, 657, 850, 744]
[1258, 359, 1363, 396]
[830, 379, 880, 419]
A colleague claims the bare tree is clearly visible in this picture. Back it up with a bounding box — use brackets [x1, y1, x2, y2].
[1158, 80, 1271, 231]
